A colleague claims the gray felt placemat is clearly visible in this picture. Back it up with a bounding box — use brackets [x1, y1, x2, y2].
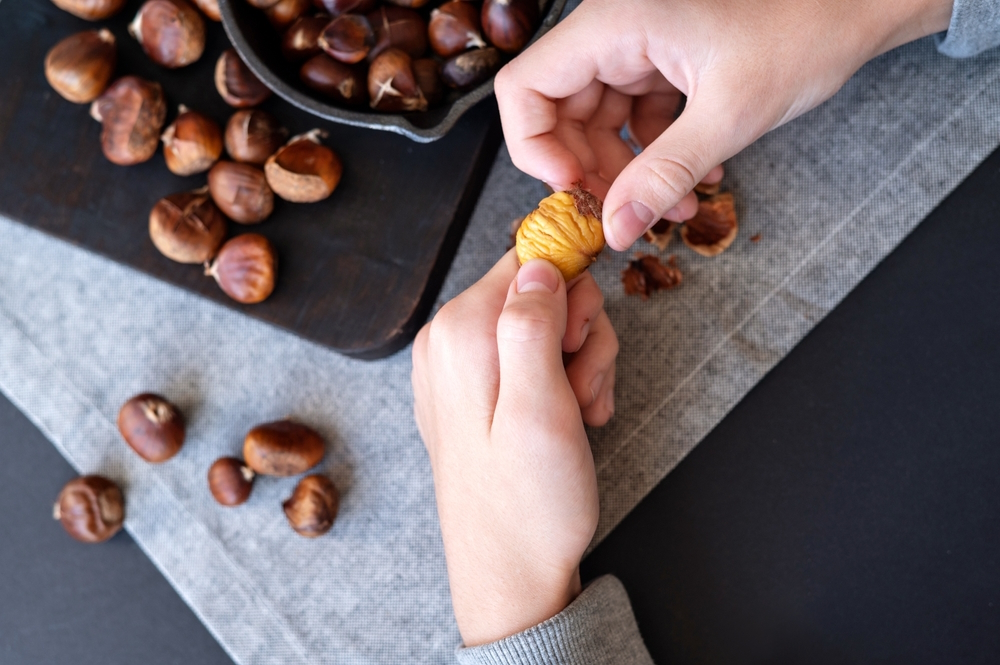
[1, 34, 998, 665]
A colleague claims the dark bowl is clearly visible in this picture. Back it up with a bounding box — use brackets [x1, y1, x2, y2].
[219, 0, 567, 143]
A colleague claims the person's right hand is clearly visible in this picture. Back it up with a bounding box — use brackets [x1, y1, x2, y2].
[496, 0, 954, 251]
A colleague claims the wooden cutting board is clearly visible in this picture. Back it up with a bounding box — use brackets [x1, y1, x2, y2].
[0, 0, 502, 359]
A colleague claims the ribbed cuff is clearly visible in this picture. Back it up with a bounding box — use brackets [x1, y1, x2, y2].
[456, 575, 654, 665]
[935, 0, 1000, 57]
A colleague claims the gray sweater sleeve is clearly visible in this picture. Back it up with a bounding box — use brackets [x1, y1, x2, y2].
[936, 0, 1000, 57]
[455, 576, 654, 665]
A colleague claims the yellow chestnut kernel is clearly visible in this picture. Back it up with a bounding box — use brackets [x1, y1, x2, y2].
[515, 187, 605, 282]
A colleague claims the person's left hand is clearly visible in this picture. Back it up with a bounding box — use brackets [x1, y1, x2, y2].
[411, 251, 617, 646]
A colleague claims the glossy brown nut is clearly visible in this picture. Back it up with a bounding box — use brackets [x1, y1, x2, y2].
[215, 49, 272, 108]
[129, 0, 206, 68]
[244, 420, 325, 476]
[299, 54, 367, 106]
[429, 1, 486, 58]
[208, 161, 275, 224]
[117, 393, 186, 463]
[224, 110, 288, 165]
[283, 475, 339, 537]
[441, 46, 501, 90]
[282, 15, 329, 62]
[54, 476, 125, 543]
[312, 0, 375, 14]
[481, 0, 538, 54]
[264, 130, 342, 203]
[51, 0, 127, 20]
[192, 0, 220, 20]
[149, 188, 227, 263]
[89, 76, 167, 166]
[368, 48, 427, 112]
[318, 14, 375, 64]
[265, 0, 312, 31]
[366, 5, 427, 60]
[382, 0, 430, 8]
[208, 457, 255, 506]
[205, 234, 277, 303]
[161, 105, 223, 175]
[44, 29, 117, 104]
[412, 57, 444, 107]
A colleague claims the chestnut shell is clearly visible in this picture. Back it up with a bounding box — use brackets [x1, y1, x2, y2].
[208, 457, 255, 506]
[161, 106, 224, 176]
[149, 189, 227, 263]
[300, 54, 367, 106]
[368, 48, 427, 112]
[264, 131, 343, 203]
[54, 475, 125, 544]
[117, 393, 186, 463]
[481, 0, 539, 54]
[429, 1, 486, 58]
[129, 0, 207, 69]
[224, 109, 288, 165]
[44, 29, 118, 104]
[441, 47, 501, 90]
[208, 161, 275, 224]
[244, 419, 325, 476]
[282, 15, 329, 62]
[283, 474, 340, 538]
[366, 5, 427, 60]
[215, 48, 272, 108]
[206, 233, 277, 304]
[90, 76, 167, 166]
[319, 14, 375, 64]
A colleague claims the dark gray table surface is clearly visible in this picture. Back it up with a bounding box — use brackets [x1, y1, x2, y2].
[2, 146, 999, 664]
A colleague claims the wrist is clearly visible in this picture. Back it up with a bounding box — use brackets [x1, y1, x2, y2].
[873, 0, 954, 55]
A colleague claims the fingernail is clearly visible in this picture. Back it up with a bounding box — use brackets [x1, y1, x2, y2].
[516, 260, 559, 294]
[611, 201, 656, 244]
[664, 206, 683, 222]
[588, 371, 606, 407]
[603, 387, 615, 416]
[580, 319, 592, 345]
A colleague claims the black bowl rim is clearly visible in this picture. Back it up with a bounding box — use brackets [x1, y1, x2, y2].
[219, 0, 568, 144]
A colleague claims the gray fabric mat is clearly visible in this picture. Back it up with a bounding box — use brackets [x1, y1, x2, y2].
[1, 36, 998, 665]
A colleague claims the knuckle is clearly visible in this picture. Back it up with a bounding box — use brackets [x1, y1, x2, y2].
[643, 154, 699, 202]
[497, 301, 560, 344]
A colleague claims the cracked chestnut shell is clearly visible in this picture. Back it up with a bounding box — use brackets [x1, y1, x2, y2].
[118, 393, 186, 463]
[429, 1, 486, 58]
[482, 0, 538, 54]
[161, 105, 223, 175]
[300, 54, 367, 106]
[265, 0, 312, 30]
[51, 0, 126, 20]
[215, 48, 272, 108]
[282, 15, 328, 62]
[366, 5, 427, 60]
[319, 14, 375, 64]
[54, 476, 125, 543]
[129, 0, 206, 69]
[441, 47, 501, 90]
[264, 130, 342, 203]
[90, 76, 167, 166]
[44, 29, 117, 104]
[368, 49, 427, 112]
[208, 161, 275, 224]
[208, 457, 255, 506]
[515, 187, 605, 281]
[680, 192, 739, 257]
[224, 109, 288, 165]
[283, 475, 339, 538]
[149, 188, 227, 263]
[205, 233, 277, 304]
[244, 420, 325, 476]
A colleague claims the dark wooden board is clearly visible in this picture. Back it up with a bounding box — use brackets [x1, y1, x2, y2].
[0, 0, 502, 359]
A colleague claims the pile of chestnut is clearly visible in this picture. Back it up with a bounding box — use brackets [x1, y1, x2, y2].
[261, 0, 543, 112]
[55, 392, 341, 544]
[43, 0, 346, 307]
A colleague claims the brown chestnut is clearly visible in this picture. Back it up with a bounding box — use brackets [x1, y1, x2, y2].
[50, 0, 126, 20]
[118, 393, 186, 463]
[283, 474, 339, 538]
[264, 130, 342, 203]
[368, 48, 427, 112]
[429, 1, 486, 58]
[318, 14, 375, 64]
[129, 0, 206, 69]
[413, 57, 444, 107]
[281, 15, 328, 62]
[161, 105, 223, 176]
[44, 29, 117, 104]
[208, 161, 275, 224]
[244, 420, 324, 476]
[192, 0, 220, 20]
[205, 234, 277, 303]
[382, 0, 430, 8]
[89, 76, 167, 166]
[441, 46, 501, 90]
[215, 48, 272, 108]
[149, 188, 227, 263]
[54, 476, 124, 543]
[208, 457, 255, 506]
[482, 0, 538, 54]
[366, 5, 427, 60]
[313, 0, 375, 14]
[224, 109, 288, 165]
[265, 0, 312, 31]
[299, 54, 367, 106]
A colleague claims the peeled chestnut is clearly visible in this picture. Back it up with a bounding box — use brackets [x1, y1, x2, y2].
[205, 234, 277, 303]
[118, 393, 186, 463]
[244, 420, 324, 476]
[318, 14, 375, 64]
[208, 457, 255, 506]
[366, 5, 427, 60]
[161, 105, 223, 175]
[50, 0, 127, 20]
[265, 130, 342, 203]
[192, 0, 220, 20]
[215, 49, 272, 108]
[208, 161, 274, 224]
[54, 476, 124, 544]
[313, 0, 375, 14]
[429, 1, 486, 58]
[441, 47, 501, 90]
[482, 0, 538, 54]
[90, 76, 167, 166]
[265, 0, 312, 30]
[45, 30, 117, 104]
[149, 188, 227, 263]
[281, 15, 328, 62]
[300, 54, 367, 106]
[413, 57, 444, 107]
[224, 109, 288, 165]
[368, 49, 427, 112]
[129, 0, 206, 69]
[283, 475, 339, 538]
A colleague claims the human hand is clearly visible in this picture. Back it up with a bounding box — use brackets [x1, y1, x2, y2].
[411, 252, 618, 646]
[496, 0, 954, 250]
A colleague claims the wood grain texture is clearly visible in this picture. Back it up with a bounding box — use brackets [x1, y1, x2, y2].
[0, 0, 501, 358]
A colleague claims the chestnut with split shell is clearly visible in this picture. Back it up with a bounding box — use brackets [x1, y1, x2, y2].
[215, 48, 272, 108]
[283, 474, 339, 538]
[51, 0, 127, 21]
[208, 457, 255, 506]
[368, 49, 427, 112]
[481, 0, 539, 54]
[515, 187, 606, 282]
[118, 393, 186, 463]
[265, 129, 343, 203]
[161, 105, 223, 176]
[44, 29, 117, 104]
[90, 76, 167, 166]
[208, 161, 275, 224]
[129, 0, 206, 69]
[54, 476, 125, 543]
[319, 14, 375, 64]
[149, 188, 227, 264]
[429, 1, 486, 58]
[205, 233, 277, 304]
[366, 5, 427, 60]
[244, 419, 325, 476]
[224, 109, 288, 165]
